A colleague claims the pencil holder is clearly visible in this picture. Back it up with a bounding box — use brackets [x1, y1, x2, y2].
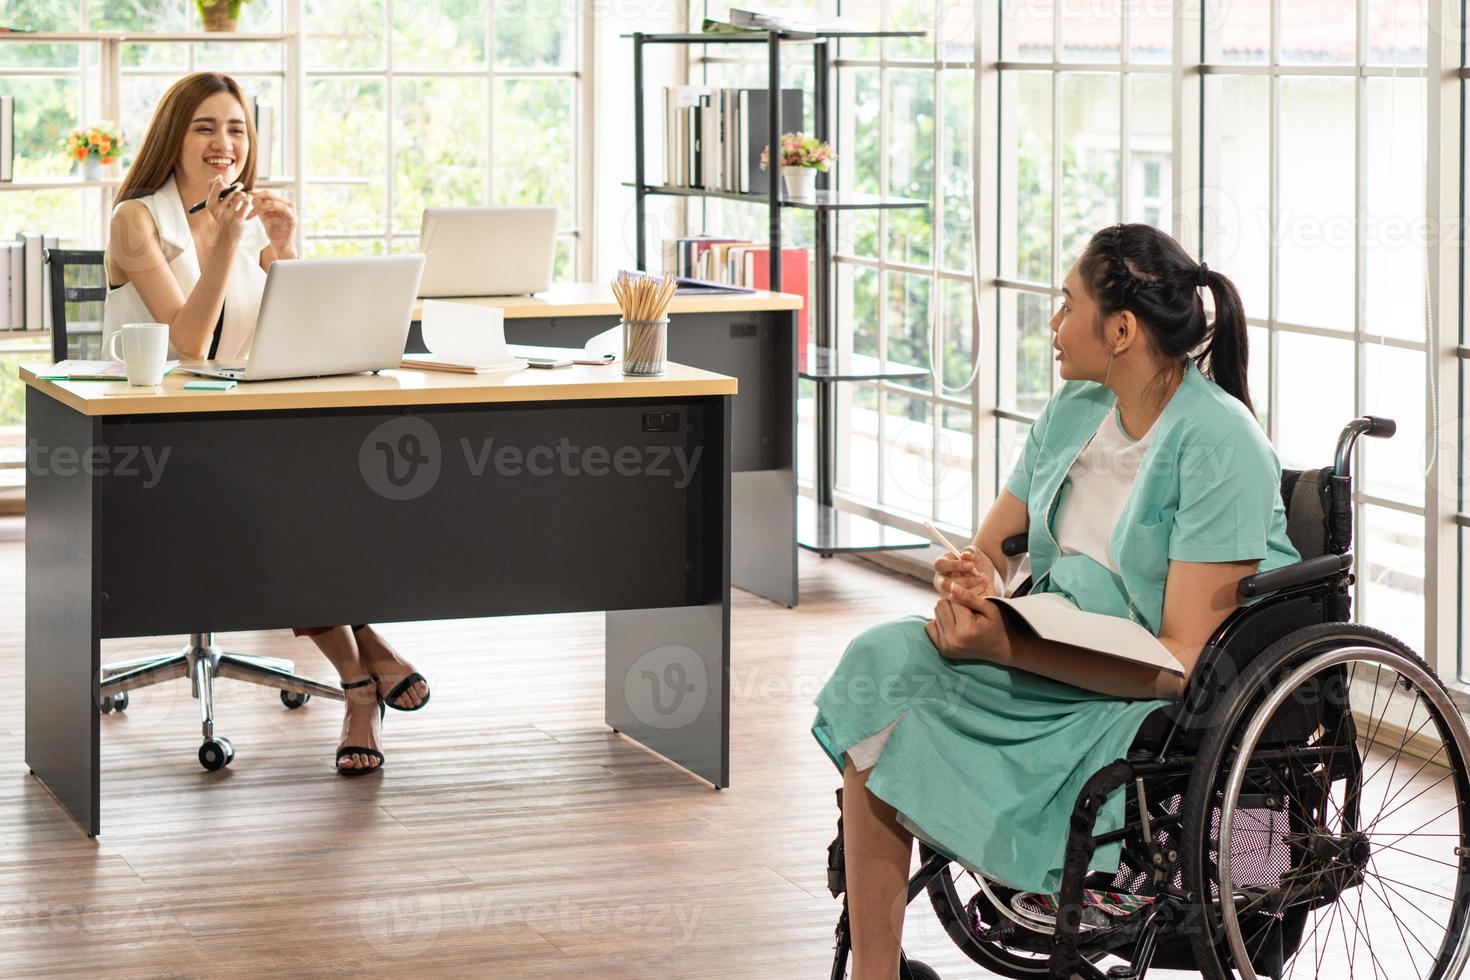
[621, 317, 669, 376]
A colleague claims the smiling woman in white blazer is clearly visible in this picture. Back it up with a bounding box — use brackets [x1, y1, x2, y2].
[102, 72, 431, 776]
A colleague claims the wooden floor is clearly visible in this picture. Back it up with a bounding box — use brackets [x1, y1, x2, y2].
[0, 516, 987, 978]
[0, 514, 1453, 979]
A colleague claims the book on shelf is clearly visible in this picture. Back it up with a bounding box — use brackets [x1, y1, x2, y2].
[984, 592, 1186, 677]
[16, 232, 45, 331]
[660, 237, 809, 351]
[741, 88, 803, 195]
[660, 86, 803, 195]
[42, 233, 56, 329]
[0, 242, 14, 329]
[0, 94, 13, 183]
[4, 241, 20, 329]
[727, 5, 876, 33]
[700, 17, 758, 34]
[739, 245, 808, 351]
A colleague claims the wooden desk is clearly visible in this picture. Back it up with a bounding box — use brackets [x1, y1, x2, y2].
[23, 364, 734, 835]
[410, 283, 802, 322]
[409, 284, 802, 607]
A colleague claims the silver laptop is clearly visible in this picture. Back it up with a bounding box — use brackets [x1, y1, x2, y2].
[183, 254, 426, 382]
[417, 205, 558, 297]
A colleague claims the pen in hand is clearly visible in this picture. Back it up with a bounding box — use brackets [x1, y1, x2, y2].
[923, 520, 999, 599]
[187, 182, 242, 214]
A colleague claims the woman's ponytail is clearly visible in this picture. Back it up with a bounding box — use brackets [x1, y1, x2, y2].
[1079, 223, 1258, 420]
[1197, 269, 1253, 417]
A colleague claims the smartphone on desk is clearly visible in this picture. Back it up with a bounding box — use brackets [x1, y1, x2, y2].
[523, 357, 573, 369]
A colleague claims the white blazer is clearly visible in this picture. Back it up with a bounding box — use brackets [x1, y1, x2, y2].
[102, 174, 271, 362]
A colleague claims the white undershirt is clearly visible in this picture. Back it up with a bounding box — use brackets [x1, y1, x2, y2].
[1050, 404, 1157, 573]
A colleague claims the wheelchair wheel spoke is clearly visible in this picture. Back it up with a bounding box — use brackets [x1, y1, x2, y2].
[1366, 874, 1454, 947]
[1363, 726, 1448, 812]
[1310, 886, 1342, 979]
[1340, 885, 1393, 980]
[1363, 865, 1454, 906]
[1361, 704, 1444, 830]
[1360, 870, 1436, 973]
[1365, 805, 1463, 854]
[1364, 768, 1455, 838]
[1370, 840, 1463, 871]
[1212, 646, 1470, 980]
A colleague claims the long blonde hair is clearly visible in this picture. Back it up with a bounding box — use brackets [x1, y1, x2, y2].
[116, 72, 257, 203]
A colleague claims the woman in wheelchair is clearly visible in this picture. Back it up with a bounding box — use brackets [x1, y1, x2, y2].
[823, 224, 1470, 980]
[815, 222, 1296, 977]
[814, 223, 1470, 980]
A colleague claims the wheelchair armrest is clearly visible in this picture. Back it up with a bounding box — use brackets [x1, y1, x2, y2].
[1236, 552, 1352, 598]
[996, 533, 1349, 600]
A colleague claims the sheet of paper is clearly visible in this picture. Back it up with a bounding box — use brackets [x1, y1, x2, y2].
[420, 300, 512, 366]
[507, 323, 623, 363]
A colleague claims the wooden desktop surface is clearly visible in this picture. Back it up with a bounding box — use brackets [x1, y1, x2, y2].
[21, 362, 737, 417]
[411, 283, 803, 322]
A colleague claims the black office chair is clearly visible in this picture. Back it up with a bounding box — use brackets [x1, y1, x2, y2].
[47, 248, 347, 771]
[44, 248, 107, 361]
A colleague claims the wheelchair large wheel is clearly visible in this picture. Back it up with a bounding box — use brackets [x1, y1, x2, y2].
[920, 844, 1108, 978]
[1182, 622, 1470, 980]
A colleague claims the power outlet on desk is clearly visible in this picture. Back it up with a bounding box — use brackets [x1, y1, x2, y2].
[729, 320, 757, 338]
[642, 411, 680, 432]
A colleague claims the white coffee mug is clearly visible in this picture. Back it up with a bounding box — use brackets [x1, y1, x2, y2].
[107, 322, 169, 386]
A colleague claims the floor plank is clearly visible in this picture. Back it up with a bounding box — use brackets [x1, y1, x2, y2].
[0, 514, 1454, 978]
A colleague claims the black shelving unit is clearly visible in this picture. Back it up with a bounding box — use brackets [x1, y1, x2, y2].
[629, 27, 932, 557]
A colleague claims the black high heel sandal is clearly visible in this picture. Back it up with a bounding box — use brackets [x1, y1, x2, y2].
[379, 672, 430, 712]
[351, 625, 431, 712]
[335, 677, 386, 777]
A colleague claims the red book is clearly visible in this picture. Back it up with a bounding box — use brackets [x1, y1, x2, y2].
[742, 246, 809, 353]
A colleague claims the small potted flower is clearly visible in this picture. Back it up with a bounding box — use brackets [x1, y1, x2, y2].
[196, 0, 254, 32]
[65, 123, 123, 181]
[759, 131, 836, 199]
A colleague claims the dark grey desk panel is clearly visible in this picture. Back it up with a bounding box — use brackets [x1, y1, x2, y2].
[26, 389, 732, 834]
[24, 388, 102, 835]
[408, 311, 789, 474]
[411, 310, 797, 606]
[93, 398, 721, 638]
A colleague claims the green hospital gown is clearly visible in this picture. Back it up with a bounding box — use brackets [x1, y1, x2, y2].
[811, 360, 1300, 893]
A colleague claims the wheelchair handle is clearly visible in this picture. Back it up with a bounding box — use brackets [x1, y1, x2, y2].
[1334, 415, 1395, 479]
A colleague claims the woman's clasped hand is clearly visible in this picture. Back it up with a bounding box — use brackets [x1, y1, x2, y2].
[926, 547, 1012, 663]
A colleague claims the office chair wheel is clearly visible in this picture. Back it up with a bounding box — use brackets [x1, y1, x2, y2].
[280, 690, 310, 709]
[198, 736, 235, 771]
[99, 692, 128, 714]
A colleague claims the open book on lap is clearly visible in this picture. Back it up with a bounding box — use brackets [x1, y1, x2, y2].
[985, 592, 1185, 677]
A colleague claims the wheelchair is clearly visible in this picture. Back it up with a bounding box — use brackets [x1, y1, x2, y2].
[826, 416, 1470, 980]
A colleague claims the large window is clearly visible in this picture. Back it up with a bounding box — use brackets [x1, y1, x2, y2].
[828, 0, 981, 533]
[1198, 0, 1431, 657]
[680, 1, 1463, 676]
[994, 0, 1174, 529]
[301, 0, 585, 271]
[0, 0, 589, 282]
[0, 0, 591, 453]
[689, 0, 984, 532]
